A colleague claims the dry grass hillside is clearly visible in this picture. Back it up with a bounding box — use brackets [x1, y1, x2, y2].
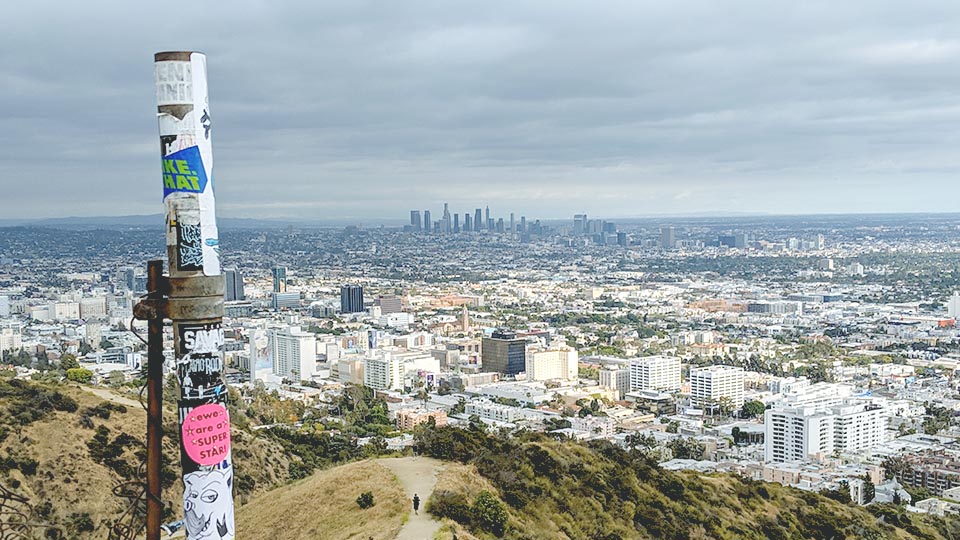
[235, 459, 407, 540]
[0, 378, 291, 539]
[417, 425, 960, 540]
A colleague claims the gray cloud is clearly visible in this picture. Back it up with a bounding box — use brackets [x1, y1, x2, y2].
[2, 1, 960, 220]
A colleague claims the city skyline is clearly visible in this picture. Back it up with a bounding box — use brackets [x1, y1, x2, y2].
[5, 2, 960, 219]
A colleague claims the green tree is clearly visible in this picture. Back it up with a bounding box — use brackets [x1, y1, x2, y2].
[66, 368, 93, 384]
[881, 455, 910, 481]
[740, 400, 766, 418]
[862, 474, 875, 504]
[60, 354, 79, 370]
[667, 437, 705, 460]
[471, 490, 507, 537]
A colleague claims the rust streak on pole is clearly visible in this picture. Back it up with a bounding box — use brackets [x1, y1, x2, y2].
[145, 259, 164, 540]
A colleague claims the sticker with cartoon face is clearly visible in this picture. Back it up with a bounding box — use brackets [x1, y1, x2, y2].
[183, 468, 234, 540]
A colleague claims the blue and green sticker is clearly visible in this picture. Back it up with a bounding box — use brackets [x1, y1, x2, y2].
[162, 146, 208, 198]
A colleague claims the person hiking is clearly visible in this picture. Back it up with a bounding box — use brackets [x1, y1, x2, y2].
[413, 493, 421, 515]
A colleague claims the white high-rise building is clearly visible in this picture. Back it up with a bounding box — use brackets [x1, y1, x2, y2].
[764, 400, 887, 463]
[689, 365, 745, 410]
[948, 292, 960, 318]
[364, 351, 404, 391]
[629, 356, 681, 392]
[0, 295, 10, 318]
[832, 402, 887, 453]
[269, 326, 317, 382]
[525, 345, 579, 381]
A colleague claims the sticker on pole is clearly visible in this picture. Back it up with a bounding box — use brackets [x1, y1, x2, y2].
[162, 145, 208, 198]
[182, 403, 231, 466]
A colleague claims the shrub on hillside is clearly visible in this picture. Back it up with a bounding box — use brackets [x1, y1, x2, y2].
[472, 490, 507, 537]
[427, 489, 472, 526]
[356, 491, 375, 509]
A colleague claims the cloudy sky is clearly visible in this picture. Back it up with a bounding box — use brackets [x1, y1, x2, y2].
[3, 1, 960, 221]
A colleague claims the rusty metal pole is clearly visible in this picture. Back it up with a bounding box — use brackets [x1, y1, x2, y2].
[145, 259, 165, 540]
[154, 51, 234, 540]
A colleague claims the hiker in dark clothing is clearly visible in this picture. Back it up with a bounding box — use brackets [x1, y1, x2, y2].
[413, 494, 421, 515]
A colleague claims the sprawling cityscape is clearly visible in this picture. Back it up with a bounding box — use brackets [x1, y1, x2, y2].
[3, 209, 960, 538]
[7, 1, 960, 539]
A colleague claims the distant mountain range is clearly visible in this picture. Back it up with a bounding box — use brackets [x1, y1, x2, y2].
[0, 214, 407, 229]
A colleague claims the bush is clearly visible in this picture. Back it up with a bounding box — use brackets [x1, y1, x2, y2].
[65, 368, 93, 384]
[356, 491, 375, 509]
[472, 490, 507, 537]
[428, 490, 472, 525]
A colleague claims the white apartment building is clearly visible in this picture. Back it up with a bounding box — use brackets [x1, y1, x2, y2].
[525, 345, 579, 382]
[689, 365, 745, 410]
[629, 356, 681, 392]
[832, 402, 887, 453]
[465, 398, 525, 423]
[776, 381, 854, 409]
[269, 326, 317, 381]
[598, 367, 631, 399]
[0, 322, 22, 352]
[363, 351, 404, 391]
[765, 400, 888, 463]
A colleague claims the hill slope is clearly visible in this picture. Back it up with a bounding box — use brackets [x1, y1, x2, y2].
[0, 377, 291, 538]
[236, 459, 407, 540]
[415, 425, 960, 540]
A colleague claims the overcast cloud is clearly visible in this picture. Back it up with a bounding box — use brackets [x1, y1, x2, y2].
[2, 1, 960, 220]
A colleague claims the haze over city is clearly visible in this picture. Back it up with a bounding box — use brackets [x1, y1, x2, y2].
[5, 1, 960, 219]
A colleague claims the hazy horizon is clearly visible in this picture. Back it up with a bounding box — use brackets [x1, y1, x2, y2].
[5, 1, 960, 219]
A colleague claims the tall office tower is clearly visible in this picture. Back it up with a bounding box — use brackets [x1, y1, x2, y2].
[340, 284, 365, 313]
[225, 268, 245, 301]
[410, 210, 422, 232]
[689, 365, 745, 410]
[453, 213, 460, 233]
[481, 329, 527, 375]
[520, 216, 527, 233]
[0, 295, 9, 318]
[487, 217, 495, 231]
[496, 218, 504, 233]
[272, 266, 287, 293]
[484, 206, 490, 228]
[509, 213, 515, 233]
[816, 234, 825, 250]
[660, 226, 677, 249]
[269, 326, 317, 381]
[573, 214, 587, 234]
[464, 213, 472, 232]
[629, 355, 681, 392]
[423, 210, 432, 233]
[442, 202, 452, 233]
[124, 267, 136, 291]
[474, 208, 483, 231]
[617, 232, 627, 246]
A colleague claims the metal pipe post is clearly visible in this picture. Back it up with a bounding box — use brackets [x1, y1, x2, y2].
[154, 51, 234, 540]
[145, 259, 165, 540]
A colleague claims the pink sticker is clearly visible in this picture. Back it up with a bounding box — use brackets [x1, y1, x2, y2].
[182, 403, 231, 466]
